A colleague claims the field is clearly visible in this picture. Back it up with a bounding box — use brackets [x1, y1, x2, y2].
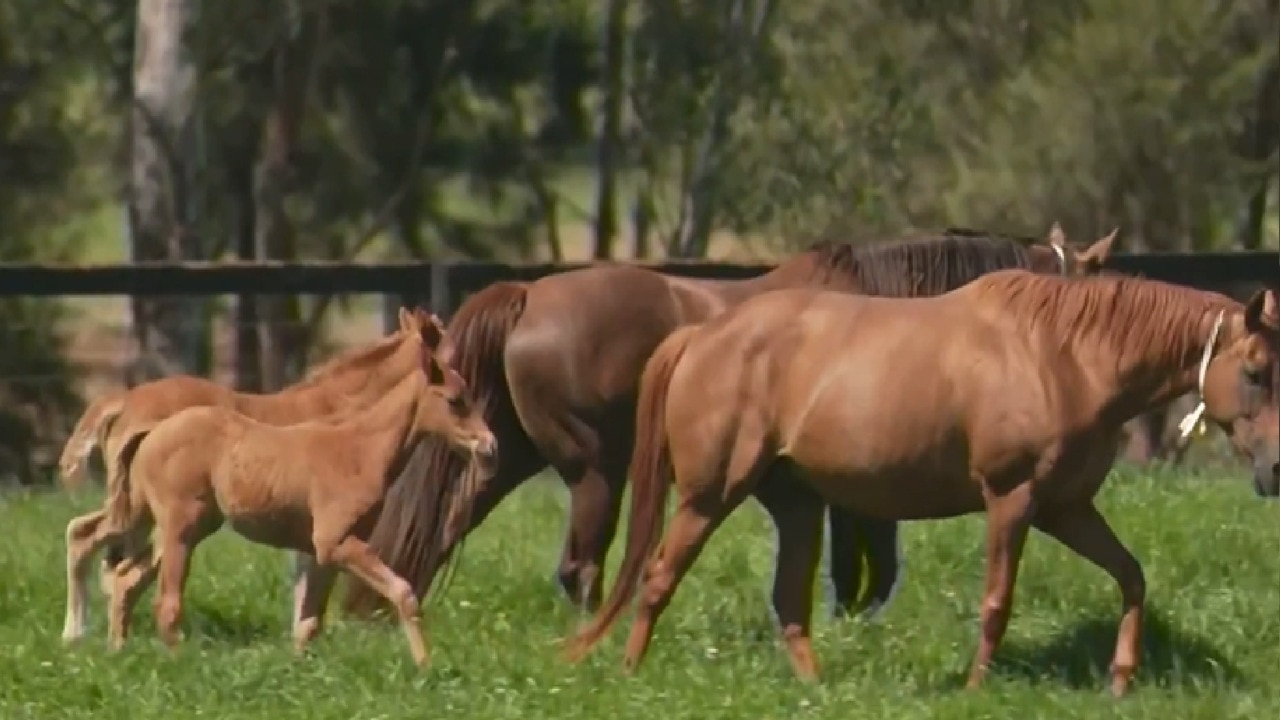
[0, 466, 1276, 720]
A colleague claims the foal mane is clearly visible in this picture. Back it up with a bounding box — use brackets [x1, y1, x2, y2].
[798, 229, 1038, 296]
[972, 271, 1237, 365]
[293, 329, 406, 388]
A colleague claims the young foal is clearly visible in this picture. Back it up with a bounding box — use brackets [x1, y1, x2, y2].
[566, 272, 1279, 697]
[69, 310, 497, 666]
[60, 311, 429, 643]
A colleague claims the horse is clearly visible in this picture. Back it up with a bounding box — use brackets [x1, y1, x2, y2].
[59, 308, 438, 644]
[345, 225, 1118, 621]
[67, 309, 496, 666]
[564, 271, 1278, 698]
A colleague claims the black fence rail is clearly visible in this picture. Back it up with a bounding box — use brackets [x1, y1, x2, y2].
[0, 251, 1275, 324]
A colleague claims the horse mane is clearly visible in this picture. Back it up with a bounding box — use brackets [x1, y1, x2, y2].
[797, 229, 1038, 296]
[293, 329, 406, 388]
[970, 270, 1239, 365]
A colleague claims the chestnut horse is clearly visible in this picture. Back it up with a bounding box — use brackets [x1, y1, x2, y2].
[346, 227, 1116, 619]
[69, 309, 496, 665]
[565, 272, 1278, 697]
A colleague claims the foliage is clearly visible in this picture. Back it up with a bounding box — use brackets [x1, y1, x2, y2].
[1, 468, 1277, 718]
[0, 0, 1275, 450]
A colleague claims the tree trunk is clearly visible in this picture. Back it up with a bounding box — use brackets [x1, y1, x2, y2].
[592, 0, 628, 260]
[669, 0, 776, 259]
[254, 10, 323, 391]
[126, 0, 210, 383]
[231, 145, 261, 391]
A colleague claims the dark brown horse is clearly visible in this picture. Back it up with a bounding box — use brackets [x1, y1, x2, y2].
[565, 273, 1278, 697]
[345, 227, 1117, 618]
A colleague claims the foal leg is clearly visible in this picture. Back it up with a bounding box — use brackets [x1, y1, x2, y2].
[966, 482, 1036, 690]
[107, 546, 159, 650]
[62, 509, 106, 642]
[326, 536, 428, 666]
[1034, 502, 1145, 697]
[292, 554, 339, 653]
[755, 473, 825, 681]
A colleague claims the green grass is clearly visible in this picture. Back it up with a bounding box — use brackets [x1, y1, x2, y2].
[1, 467, 1277, 720]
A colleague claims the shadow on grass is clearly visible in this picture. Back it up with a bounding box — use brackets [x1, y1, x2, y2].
[990, 606, 1244, 690]
[185, 603, 281, 645]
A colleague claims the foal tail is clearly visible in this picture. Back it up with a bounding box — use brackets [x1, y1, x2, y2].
[58, 390, 127, 490]
[101, 427, 150, 536]
[564, 324, 698, 662]
[344, 280, 532, 617]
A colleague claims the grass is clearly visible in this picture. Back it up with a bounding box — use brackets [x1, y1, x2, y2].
[0, 466, 1277, 720]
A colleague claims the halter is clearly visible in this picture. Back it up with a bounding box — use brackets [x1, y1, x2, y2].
[1050, 243, 1067, 276]
[1177, 310, 1226, 440]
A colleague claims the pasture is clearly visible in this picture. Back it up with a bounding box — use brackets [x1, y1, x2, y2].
[1, 466, 1275, 720]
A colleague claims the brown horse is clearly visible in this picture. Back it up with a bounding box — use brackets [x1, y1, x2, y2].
[59, 310, 431, 643]
[564, 272, 1279, 697]
[68, 309, 496, 665]
[346, 226, 1116, 620]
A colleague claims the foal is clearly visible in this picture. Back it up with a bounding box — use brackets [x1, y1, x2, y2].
[60, 310, 428, 643]
[71, 310, 496, 666]
[567, 272, 1278, 697]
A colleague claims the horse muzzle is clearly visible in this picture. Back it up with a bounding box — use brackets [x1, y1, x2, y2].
[1252, 460, 1280, 499]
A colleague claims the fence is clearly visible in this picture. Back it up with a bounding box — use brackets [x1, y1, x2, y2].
[1, 249, 1276, 315]
[0, 250, 1273, 480]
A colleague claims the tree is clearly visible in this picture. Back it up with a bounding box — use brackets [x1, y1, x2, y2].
[126, 0, 210, 382]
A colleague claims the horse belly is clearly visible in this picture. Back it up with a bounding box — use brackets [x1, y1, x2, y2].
[802, 461, 983, 521]
[226, 511, 314, 553]
[784, 379, 983, 520]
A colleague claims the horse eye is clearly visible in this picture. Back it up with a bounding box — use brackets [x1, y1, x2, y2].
[1242, 365, 1266, 385]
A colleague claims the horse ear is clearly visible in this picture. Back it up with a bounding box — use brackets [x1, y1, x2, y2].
[1244, 289, 1280, 332]
[1046, 222, 1067, 248]
[397, 307, 414, 332]
[419, 313, 447, 349]
[1077, 227, 1118, 272]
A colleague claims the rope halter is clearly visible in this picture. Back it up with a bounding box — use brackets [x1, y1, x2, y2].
[1177, 310, 1226, 440]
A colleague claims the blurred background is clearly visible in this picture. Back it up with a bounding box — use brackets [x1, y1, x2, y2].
[0, 0, 1276, 481]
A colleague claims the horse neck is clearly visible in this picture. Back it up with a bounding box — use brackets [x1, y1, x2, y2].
[1061, 294, 1234, 424]
[250, 337, 418, 418]
[339, 370, 427, 481]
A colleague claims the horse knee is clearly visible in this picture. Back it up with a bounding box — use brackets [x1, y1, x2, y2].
[388, 578, 420, 621]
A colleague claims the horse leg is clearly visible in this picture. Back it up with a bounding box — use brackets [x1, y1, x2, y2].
[152, 507, 216, 649]
[62, 509, 106, 642]
[966, 481, 1036, 689]
[1033, 502, 1145, 697]
[622, 432, 768, 673]
[755, 468, 825, 681]
[823, 505, 863, 618]
[327, 535, 428, 666]
[857, 515, 904, 620]
[291, 553, 338, 654]
[556, 438, 631, 612]
[107, 545, 159, 651]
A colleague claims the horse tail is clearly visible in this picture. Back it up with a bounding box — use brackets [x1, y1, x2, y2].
[563, 324, 697, 662]
[58, 391, 127, 490]
[101, 428, 150, 538]
[343, 281, 532, 617]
